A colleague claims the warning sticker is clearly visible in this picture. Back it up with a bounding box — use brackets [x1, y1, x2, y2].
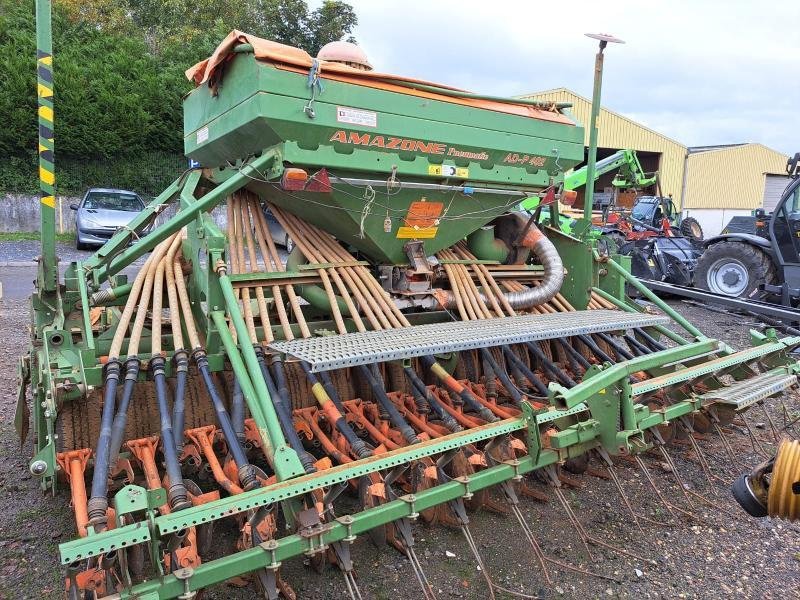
[404, 201, 444, 228]
[196, 126, 209, 144]
[336, 106, 377, 128]
[428, 164, 469, 178]
[396, 226, 438, 239]
[396, 200, 443, 239]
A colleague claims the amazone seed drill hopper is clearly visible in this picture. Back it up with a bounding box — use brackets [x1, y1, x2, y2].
[19, 31, 800, 599]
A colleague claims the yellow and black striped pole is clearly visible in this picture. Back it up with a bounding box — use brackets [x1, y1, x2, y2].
[36, 0, 57, 291]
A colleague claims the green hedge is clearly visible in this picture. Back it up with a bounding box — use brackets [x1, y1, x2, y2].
[0, 151, 186, 198]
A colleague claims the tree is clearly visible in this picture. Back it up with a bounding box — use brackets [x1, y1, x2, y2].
[0, 0, 358, 194]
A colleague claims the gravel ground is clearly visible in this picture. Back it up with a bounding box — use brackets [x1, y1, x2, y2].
[0, 241, 90, 265]
[1, 294, 799, 599]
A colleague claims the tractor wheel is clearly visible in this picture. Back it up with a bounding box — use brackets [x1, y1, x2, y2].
[679, 217, 703, 241]
[605, 231, 629, 254]
[694, 241, 777, 298]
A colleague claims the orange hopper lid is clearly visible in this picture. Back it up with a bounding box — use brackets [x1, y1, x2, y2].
[186, 30, 575, 125]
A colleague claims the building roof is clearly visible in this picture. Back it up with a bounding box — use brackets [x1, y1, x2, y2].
[687, 143, 748, 154]
[519, 87, 686, 149]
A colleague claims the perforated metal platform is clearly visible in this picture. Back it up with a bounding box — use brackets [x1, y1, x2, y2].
[269, 309, 670, 371]
[700, 371, 798, 410]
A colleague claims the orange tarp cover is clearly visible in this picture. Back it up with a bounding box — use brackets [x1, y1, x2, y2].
[186, 30, 574, 125]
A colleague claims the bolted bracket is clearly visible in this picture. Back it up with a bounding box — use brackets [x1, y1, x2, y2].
[259, 539, 282, 572]
[174, 567, 196, 600]
[520, 400, 543, 461]
[399, 493, 419, 521]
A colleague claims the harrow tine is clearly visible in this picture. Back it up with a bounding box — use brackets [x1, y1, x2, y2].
[500, 480, 622, 583]
[496, 482, 552, 583]
[635, 453, 709, 524]
[710, 419, 747, 474]
[545, 466, 648, 563]
[331, 541, 363, 600]
[594, 449, 644, 534]
[779, 401, 800, 434]
[678, 418, 730, 485]
[458, 521, 497, 600]
[757, 400, 781, 443]
[741, 412, 772, 459]
[654, 440, 736, 519]
[395, 518, 437, 600]
[633, 455, 680, 522]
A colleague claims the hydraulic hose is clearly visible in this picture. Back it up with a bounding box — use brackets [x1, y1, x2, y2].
[403, 367, 462, 433]
[557, 338, 593, 372]
[151, 356, 191, 511]
[165, 235, 189, 452]
[480, 348, 523, 404]
[623, 333, 651, 356]
[555, 338, 584, 375]
[108, 236, 175, 473]
[500, 346, 549, 397]
[595, 332, 634, 361]
[194, 349, 259, 492]
[254, 351, 317, 473]
[295, 361, 373, 458]
[106, 357, 141, 471]
[231, 376, 246, 444]
[419, 355, 498, 423]
[171, 350, 189, 452]
[576, 334, 615, 365]
[525, 342, 577, 388]
[355, 364, 419, 444]
[634, 327, 667, 352]
[87, 359, 121, 528]
[88, 240, 169, 529]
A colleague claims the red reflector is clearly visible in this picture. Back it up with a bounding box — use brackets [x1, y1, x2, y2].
[561, 190, 578, 206]
[541, 187, 557, 206]
[305, 168, 332, 193]
[281, 168, 308, 191]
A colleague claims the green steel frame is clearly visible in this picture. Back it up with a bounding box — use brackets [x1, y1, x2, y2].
[21, 19, 800, 599]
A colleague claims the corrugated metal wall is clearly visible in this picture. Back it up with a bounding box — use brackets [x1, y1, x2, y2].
[683, 144, 789, 209]
[763, 174, 790, 212]
[521, 88, 687, 207]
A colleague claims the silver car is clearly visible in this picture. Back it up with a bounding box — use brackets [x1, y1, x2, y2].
[263, 207, 295, 253]
[71, 188, 145, 249]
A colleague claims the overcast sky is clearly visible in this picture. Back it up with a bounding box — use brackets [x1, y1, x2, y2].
[328, 0, 798, 156]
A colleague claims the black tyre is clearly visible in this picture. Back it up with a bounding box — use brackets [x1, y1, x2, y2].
[694, 241, 777, 298]
[679, 217, 704, 241]
[732, 474, 768, 518]
[76, 239, 88, 251]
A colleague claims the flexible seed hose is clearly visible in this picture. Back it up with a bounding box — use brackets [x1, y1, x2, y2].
[442, 223, 564, 311]
[174, 251, 202, 351]
[108, 251, 157, 359]
[151, 242, 168, 357]
[127, 236, 175, 357]
[108, 236, 177, 473]
[165, 233, 185, 351]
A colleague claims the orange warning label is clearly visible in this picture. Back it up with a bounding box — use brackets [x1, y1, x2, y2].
[404, 201, 443, 228]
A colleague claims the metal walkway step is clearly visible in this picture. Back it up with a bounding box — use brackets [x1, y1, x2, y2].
[631, 341, 796, 396]
[698, 371, 798, 410]
[269, 309, 669, 372]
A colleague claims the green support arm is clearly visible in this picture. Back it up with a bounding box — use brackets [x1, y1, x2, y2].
[82, 150, 282, 286]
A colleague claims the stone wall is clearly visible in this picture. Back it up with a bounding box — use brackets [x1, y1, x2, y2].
[0, 194, 82, 233]
[0, 193, 228, 233]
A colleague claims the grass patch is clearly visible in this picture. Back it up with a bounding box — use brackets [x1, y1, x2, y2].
[0, 232, 75, 242]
